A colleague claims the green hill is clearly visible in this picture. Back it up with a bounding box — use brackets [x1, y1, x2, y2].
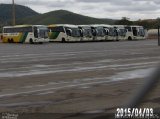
[0, 4, 159, 31]
[0, 4, 115, 26]
[19, 10, 116, 25]
[0, 4, 39, 25]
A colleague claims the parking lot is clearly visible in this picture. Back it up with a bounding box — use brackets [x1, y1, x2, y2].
[0, 40, 159, 118]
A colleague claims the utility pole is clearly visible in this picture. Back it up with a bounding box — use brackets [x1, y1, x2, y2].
[12, 0, 16, 26]
[158, 26, 160, 46]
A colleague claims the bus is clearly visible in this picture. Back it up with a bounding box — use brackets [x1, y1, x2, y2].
[96, 25, 117, 41]
[48, 24, 81, 42]
[90, 25, 106, 41]
[78, 25, 93, 41]
[2, 25, 49, 44]
[125, 25, 146, 40]
[114, 25, 127, 41]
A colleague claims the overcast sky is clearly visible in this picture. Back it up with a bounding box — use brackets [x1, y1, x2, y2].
[0, 0, 160, 20]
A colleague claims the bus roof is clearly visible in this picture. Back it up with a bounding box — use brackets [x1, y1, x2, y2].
[89, 24, 113, 28]
[3, 25, 47, 28]
[126, 25, 144, 28]
[113, 25, 125, 27]
[48, 24, 78, 28]
[78, 25, 92, 29]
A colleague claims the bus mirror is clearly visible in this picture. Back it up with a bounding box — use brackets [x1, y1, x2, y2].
[66, 29, 72, 36]
[80, 29, 83, 37]
[104, 29, 109, 35]
[34, 27, 38, 38]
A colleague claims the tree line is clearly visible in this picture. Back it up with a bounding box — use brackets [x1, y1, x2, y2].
[115, 17, 160, 29]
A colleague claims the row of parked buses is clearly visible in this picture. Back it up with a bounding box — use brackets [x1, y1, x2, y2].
[1, 24, 146, 44]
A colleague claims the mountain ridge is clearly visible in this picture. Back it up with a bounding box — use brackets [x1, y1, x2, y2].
[19, 9, 116, 25]
[0, 4, 39, 24]
[0, 4, 116, 26]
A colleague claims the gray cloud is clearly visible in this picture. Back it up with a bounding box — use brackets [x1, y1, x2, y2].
[0, 0, 160, 20]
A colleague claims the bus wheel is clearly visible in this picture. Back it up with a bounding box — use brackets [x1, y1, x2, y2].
[62, 38, 66, 43]
[8, 39, 11, 43]
[29, 39, 34, 44]
[8, 39, 13, 43]
[10, 39, 14, 43]
[128, 37, 132, 41]
[39, 42, 43, 44]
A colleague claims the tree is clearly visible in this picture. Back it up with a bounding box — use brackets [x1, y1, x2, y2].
[115, 17, 133, 25]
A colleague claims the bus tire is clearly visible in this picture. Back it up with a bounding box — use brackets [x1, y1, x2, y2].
[29, 39, 34, 44]
[39, 42, 43, 44]
[10, 39, 14, 43]
[62, 38, 66, 43]
[128, 37, 132, 41]
[8, 39, 11, 43]
[116, 38, 119, 41]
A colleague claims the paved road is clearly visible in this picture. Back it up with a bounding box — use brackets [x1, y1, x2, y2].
[0, 40, 159, 118]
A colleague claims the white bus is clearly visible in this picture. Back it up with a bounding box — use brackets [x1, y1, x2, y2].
[97, 25, 117, 41]
[2, 25, 49, 44]
[114, 25, 127, 41]
[90, 25, 106, 41]
[48, 24, 81, 42]
[125, 25, 146, 40]
[78, 25, 93, 41]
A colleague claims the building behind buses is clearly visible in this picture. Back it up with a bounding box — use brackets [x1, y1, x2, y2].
[2, 25, 49, 44]
[125, 25, 146, 40]
[48, 24, 81, 42]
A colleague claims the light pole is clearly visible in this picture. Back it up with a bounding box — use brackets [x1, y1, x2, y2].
[158, 26, 160, 46]
[12, 0, 16, 26]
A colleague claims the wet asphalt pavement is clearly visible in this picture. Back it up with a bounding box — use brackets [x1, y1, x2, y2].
[0, 40, 160, 117]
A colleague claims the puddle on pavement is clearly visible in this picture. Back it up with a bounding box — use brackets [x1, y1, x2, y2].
[110, 68, 155, 81]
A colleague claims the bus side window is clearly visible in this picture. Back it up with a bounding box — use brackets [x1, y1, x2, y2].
[125, 27, 131, 32]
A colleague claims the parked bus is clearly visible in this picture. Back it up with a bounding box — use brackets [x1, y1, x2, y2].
[96, 25, 117, 41]
[2, 25, 49, 44]
[48, 24, 81, 42]
[90, 25, 106, 41]
[114, 25, 127, 41]
[125, 25, 146, 40]
[78, 25, 93, 41]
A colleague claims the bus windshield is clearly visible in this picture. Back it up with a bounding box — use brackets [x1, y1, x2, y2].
[65, 27, 81, 37]
[96, 27, 105, 36]
[82, 28, 92, 37]
[139, 28, 145, 36]
[108, 28, 115, 36]
[118, 29, 126, 36]
[35, 26, 49, 38]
